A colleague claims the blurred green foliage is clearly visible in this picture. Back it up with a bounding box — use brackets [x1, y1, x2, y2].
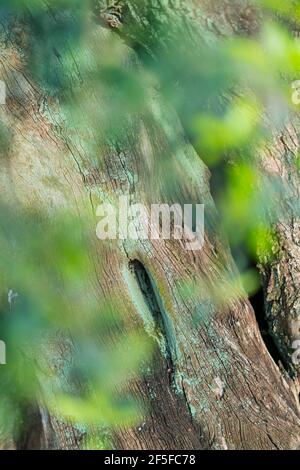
[1, 0, 300, 448]
[0, 206, 151, 447]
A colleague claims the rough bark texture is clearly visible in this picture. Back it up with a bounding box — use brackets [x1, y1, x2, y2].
[0, 1, 300, 450]
[259, 120, 300, 378]
[105, 0, 300, 382]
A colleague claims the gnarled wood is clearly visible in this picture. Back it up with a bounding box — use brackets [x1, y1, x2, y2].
[0, 2, 300, 450]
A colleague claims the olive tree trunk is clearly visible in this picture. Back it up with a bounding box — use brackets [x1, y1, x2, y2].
[0, 1, 300, 450]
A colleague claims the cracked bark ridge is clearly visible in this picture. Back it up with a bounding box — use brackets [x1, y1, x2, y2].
[259, 119, 300, 379]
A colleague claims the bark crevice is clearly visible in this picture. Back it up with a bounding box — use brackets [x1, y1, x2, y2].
[129, 259, 176, 385]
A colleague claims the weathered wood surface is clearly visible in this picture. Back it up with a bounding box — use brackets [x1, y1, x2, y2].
[0, 2, 300, 449]
[105, 0, 300, 379]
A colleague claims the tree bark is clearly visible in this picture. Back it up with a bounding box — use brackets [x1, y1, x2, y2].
[0, 2, 300, 450]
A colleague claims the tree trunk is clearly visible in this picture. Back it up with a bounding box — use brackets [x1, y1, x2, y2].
[1, 1, 300, 450]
